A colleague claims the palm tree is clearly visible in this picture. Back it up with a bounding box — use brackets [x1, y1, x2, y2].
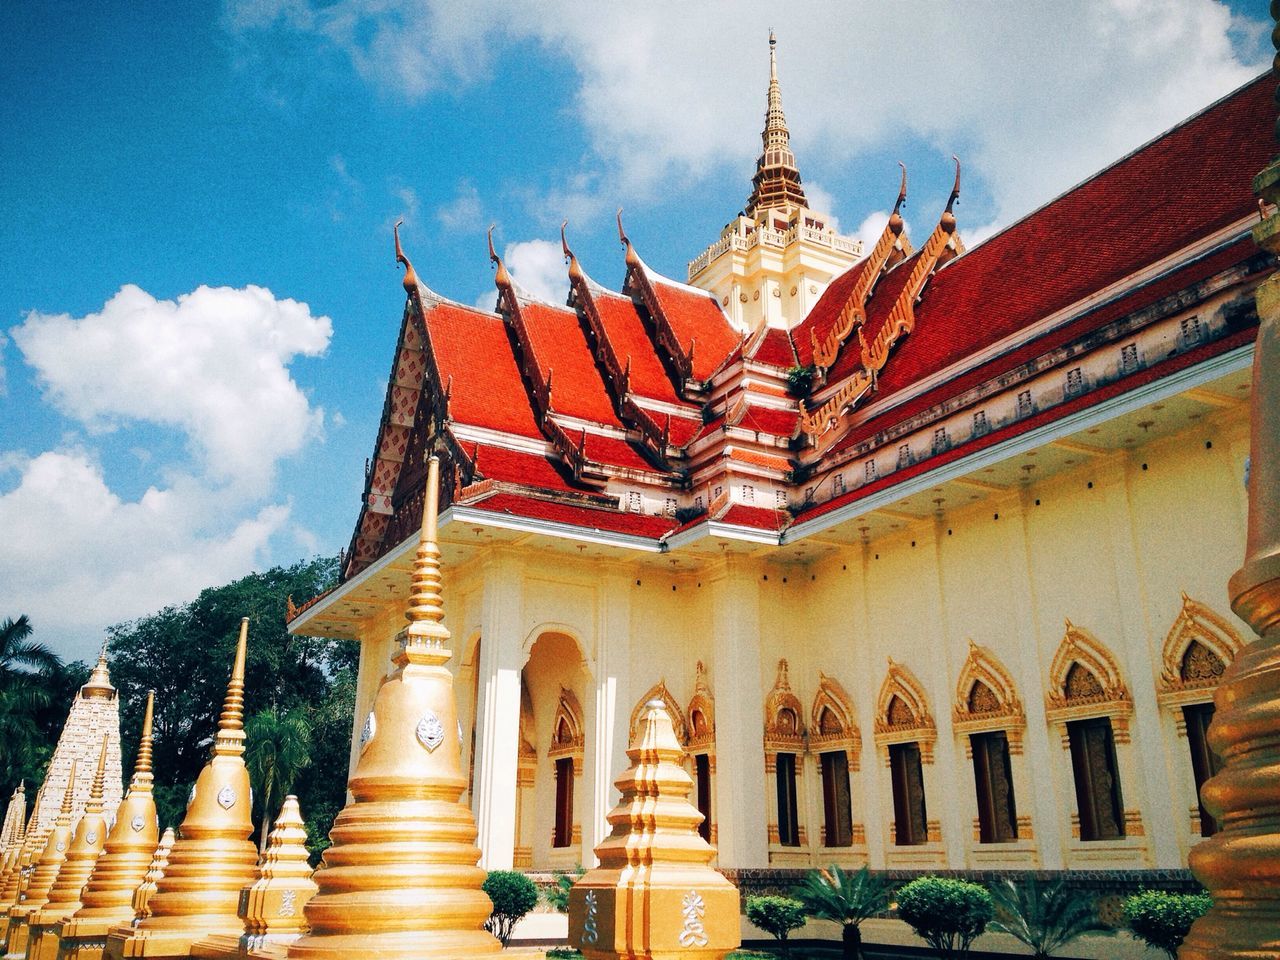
[793, 865, 890, 960]
[245, 706, 313, 852]
[0, 616, 62, 708]
[988, 877, 1109, 958]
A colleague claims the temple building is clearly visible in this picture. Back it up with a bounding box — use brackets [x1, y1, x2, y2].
[288, 39, 1274, 890]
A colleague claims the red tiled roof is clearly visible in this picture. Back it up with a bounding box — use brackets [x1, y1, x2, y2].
[719, 504, 789, 531]
[516, 300, 622, 426]
[470, 492, 678, 538]
[750, 328, 799, 367]
[591, 289, 686, 405]
[644, 275, 741, 380]
[468, 443, 590, 494]
[422, 302, 542, 438]
[865, 74, 1272, 404]
[737, 405, 799, 437]
[581, 432, 656, 472]
[824, 253, 921, 385]
[793, 258, 871, 366]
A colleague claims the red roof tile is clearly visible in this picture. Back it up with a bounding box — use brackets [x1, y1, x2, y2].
[422, 302, 542, 438]
[737, 405, 799, 437]
[719, 504, 789, 531]
[750, 328, 799, 367]
[792, 258, 871, 366]
[590, 289, 686, 405]
[470, 492, 678, 538]
[644, 274, 742, 380]
[516, 300, 622, 426]
[468, 443, 591, 494]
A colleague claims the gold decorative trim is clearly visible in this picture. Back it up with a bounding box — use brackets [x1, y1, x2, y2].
[952, 640, 1026, 735]
[629, 681, 688, 746]
[763, 659, 807, 753]
[1156, 593, 1243, 707]
[686, 661, 716, 752]
[1044, 620, 1131, 723]
[548, 687, 585, 761]
[873, 658, 936, 749]
[809, 672, 861, 764]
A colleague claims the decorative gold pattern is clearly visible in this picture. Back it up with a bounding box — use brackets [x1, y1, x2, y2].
[874, 659, 937, 756]
[686, 661, 716, 753]
[763, 660, 806, 752]
[237, 795, 317, 944]
[952, 641, 1026, 737]
[1156, 593, 1244, 707]
[1044, 620, 1131, 723]
[809, 673, 861, 762]
[629, 681, 688, 746]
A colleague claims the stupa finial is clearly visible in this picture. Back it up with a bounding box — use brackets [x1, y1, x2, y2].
[397, 456, 452, 666]
[215, 618, 249, 757]
[134, 689, 155, 784]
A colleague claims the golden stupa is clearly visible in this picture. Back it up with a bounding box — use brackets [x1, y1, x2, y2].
[5, 764, 78, 959]
[192, 795, 318, 960]
[59, 691, 161, 960]
[28, 735, 113, 960]
[106, 620, 259, 959]
[0, 785, 46, 913]
[131, 828, 175, 923]
[286, 456, 501, 960]
[0, 784, 25, 856]
[568, 699, 741, 960]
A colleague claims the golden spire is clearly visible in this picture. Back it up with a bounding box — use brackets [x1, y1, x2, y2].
[238, 795, 317, 947]
[0, 784, 45, 910]
[14, 762, 78, 922]
[131, 827, 174, 921]
[33, 736, 112, 928]
[287, 455, 501, 959]
[569, 699, 740, 958]
[745, 31, 807, 218]
[63, 690, 159, 949]
[80, 641, 116, 701]
[111, 623, 258, 957]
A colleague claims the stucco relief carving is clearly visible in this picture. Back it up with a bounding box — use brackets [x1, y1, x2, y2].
[548, 686, 585, 771]
[763, 659, 806, 753]
[630, 680, 688, 746]
[1156, 593, 1243, 707]
[1045, 620, 1131, 724]
[809, 672, 861, 762]
[873, 658, 936, 757]
[686, 661, 716, 753]
[952, 641, 1026, 741]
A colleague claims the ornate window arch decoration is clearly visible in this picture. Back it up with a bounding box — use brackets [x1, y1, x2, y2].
[952, 640, 1026, 748]
[629, 680, 688, 746]
[1045, 620, 1131, 731]
[686, 661, 716, 753]
[763, 659, 807, 754]
[548, 686, 585, 774]
[873, 658, 937, 761]
[1156, 593, 1243, 708]
[809, 672, 861, 765]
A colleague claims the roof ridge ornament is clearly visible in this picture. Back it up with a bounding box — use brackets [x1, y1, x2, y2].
[617, 208, 640, 269]
[561, 220, 585, 285]
[393, 220, 420, 294]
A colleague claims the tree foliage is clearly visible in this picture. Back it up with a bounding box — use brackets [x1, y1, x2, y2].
[1124, 890, 1212, 959]
[896, 876, 994, 960]
[793, 865, 889, 960]
[987, 877, 1108, 957]
[745, 896, 808, 956]
[482, 870, 539, 945]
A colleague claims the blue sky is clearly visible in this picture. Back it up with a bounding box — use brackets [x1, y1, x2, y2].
[0, 0, 1268, 659]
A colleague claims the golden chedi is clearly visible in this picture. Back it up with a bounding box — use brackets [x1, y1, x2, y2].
[60, 692, 161, 960]
[286, 456, 501, 960]
[0, 786, 46, 913]
[5, 765, 78, 959]
[1184, 40, 1280, 958]
[28, 736, 113, 960]
[569, 699, 740, 960]
[0, 784, 24, 857]
[106, 620, 259, 959]
[131, 829, 175, 923]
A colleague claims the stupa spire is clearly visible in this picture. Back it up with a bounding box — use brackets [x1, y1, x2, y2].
[746, 31, 808, 218]
[6, 763, 79, 959]
[106, 621, 259, 959]
[60, 692, 160, 960]
[237, 795, 317, 950]
[0, 783, 24, 855]
[286, 455, 501, 959]
[130, 828, 174, 922]
[0, 785, 45, 911]
[28, 736, 113, 953]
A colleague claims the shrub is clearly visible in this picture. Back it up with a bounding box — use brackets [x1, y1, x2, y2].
[786, 364, 816, 398]
[988, 877, 1108, 957]
[544, 950, 582, 960]
[793, 865, 889, 960]
[896, 877, 995, 960]
[482, 870, 539, 945]
[674, 505, 708, 524]
[746, 895, 808, 956]
[1123, 890, 1212, 959]
[544, 865, 585, 913]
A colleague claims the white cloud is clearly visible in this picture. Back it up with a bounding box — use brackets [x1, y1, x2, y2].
[225, 0, 1265, 225]
[0, 330, 7, 396]
[802, 181, 840, 233]
[504, 239, 570, 305]
[436, 181, 484, 231]
[0, 450, 289, 657]
[11, 284, 331, 494]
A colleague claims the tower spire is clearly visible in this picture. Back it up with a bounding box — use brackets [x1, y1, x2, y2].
[746, 31, 807, 218]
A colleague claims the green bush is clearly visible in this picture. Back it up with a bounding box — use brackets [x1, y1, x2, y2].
[896, 877, 995, 960]
[746, 895, 808, 956]
[482, 870, 539, 945]
[1123, 890, 1211, 959]
[544, 950, 582, 960]
[544, 865, 585, 913]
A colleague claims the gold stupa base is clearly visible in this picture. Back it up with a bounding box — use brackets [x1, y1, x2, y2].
[3, 913, 33, 960]
[190, 932, 298, 960]
[105, 917, 246, 960]
[24, 918, 68, 960]
[56, 915, 122, 960]
[286, 929, 502, 960]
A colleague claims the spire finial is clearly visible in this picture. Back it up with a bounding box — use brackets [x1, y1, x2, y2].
[746, 29, 807, 217]
[616, 208, 639, 269]
[87, 734, 109, 813]
[214, 618, 249, 757]
[397, 456, 452, 666]
[942, 155, 961, 234]
[487, 224, 512, 292]
[393, 219, 421, 294]
[561, 220, 584, 284]
[59, 761, 78, 819]
[769, 29, 777, 81]
[82, 639, 115, 699]
[134, 689, 155, 783]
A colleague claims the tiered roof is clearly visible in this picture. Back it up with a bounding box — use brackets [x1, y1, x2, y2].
[334, 71, 1272, 582]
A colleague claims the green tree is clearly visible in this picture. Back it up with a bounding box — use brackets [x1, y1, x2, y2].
[988, 877, 1108, 957]
[896, 877, 995, 960]
[745, 896, 808, 957]
[246, 706, 313, 852]
[0, 616, 62, 708]
[1124, 890, 1212, 959]
[0, 617, 70, 796]
[482, 870, 539, 945]
[793, 865, 889, 960]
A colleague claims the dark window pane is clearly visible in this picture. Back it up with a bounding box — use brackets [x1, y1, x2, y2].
[695, 752, 713, 843]
[1067, 718, 1125, 841]
[820, 750, 853, 847]
[1183, 702, 1223, 837]
[889, 742, 928, 846]
[971, 731, 1018, 843]
[775, 752, 800, 846]
[553, 756, 574, 848]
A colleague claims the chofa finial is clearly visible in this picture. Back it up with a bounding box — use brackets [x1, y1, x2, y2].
[561, 220, 584, 284]
[393, 219, 421, 294]
[487, 225, 512, 291]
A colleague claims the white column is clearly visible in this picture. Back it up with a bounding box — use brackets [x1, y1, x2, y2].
[925, 514, 968, 865]
[708, 556, 769, 869]
[473, 553, 523, 870]
[585, 569, 629, 858]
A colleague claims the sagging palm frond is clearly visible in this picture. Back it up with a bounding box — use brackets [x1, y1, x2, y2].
[0, 615, 62, 708]
[793, 865, 890, 960]
[988, 876, 1109, 958]
[245, 706, 313, 852]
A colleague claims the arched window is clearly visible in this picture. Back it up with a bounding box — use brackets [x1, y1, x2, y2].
[875, 660, 937, 847]
[764, 660, 806, 849]
[810, 673, 859, 849]
[548, 688, 584, 849]
[952, 641, 1025, 844]
[687, 661, 717, 844]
